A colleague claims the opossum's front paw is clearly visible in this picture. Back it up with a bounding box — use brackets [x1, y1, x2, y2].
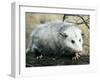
[72, 53, 80, 61]
[36, 55, 43, 59]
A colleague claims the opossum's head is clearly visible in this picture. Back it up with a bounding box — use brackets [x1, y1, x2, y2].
[59, 26, 83, 53]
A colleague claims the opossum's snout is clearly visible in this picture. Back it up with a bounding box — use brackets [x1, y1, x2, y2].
[64, 40, 83, 55]
[73, 46, 83, 53]
[72, 46, 83, 56]
[74, 45, 83, 52]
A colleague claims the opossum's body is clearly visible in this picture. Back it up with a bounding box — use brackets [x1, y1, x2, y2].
[27, 21, 83, 59]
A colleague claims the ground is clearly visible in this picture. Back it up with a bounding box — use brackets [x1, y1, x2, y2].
[26, 52, 89, 67]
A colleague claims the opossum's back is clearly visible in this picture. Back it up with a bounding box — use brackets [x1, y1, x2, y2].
[31, 21, 71, 37]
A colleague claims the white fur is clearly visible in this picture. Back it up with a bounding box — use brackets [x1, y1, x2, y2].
[27, 21, 83, 55]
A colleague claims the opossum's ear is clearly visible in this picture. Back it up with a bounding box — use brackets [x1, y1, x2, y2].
[59, 32, 68, 38]
[81, 33, 84, 36]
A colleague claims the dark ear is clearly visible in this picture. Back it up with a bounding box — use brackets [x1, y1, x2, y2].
[59, 32, 68, 38]
[81, 33, 84, 36]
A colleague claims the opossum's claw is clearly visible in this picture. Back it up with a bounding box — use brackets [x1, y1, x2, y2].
[72, 53, 80, 61]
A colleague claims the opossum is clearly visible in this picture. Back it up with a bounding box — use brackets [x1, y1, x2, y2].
[26, 21, 83, 60]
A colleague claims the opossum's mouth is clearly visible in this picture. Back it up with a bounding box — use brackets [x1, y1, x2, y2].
[73, 52, 80, 54]
[73, 51, 82, 53]
[66, 47, 82, 55]
[73, 51, 82, 56]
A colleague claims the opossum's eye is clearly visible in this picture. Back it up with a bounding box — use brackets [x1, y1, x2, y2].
[71, 40, 75, 44]
[79, 39, 81, 42]
[59, 33, 68, 38]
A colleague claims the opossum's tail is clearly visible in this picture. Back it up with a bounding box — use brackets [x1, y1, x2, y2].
[26, 37, 38, 54]
[26, 36, 33, 54]
[26, 40, 32, 54]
